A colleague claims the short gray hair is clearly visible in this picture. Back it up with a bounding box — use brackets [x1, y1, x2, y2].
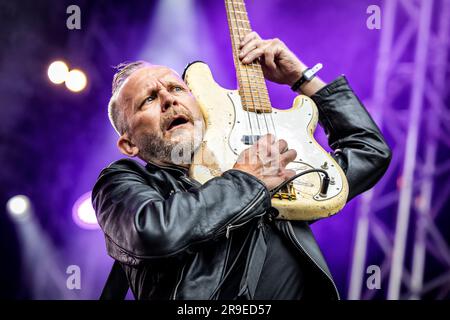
[108, 61, 148, 135]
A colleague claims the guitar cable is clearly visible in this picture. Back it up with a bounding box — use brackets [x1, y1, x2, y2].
[269, 168, 331, 201]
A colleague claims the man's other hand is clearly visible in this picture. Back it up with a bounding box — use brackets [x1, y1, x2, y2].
[238, 31, 326, 96]
[233, 134, 297, 191]
[239, 31, 305, 87]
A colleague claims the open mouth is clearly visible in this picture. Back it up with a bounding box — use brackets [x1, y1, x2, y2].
[166, 115, 190, 131]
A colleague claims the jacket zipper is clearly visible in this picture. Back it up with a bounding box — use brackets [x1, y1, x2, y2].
[218, 190, 266, 239]
[211, 231, 234, 300]
[225, 211, 266, 238]
[286, 221, 341, 300]
[171, 263, 187, 300]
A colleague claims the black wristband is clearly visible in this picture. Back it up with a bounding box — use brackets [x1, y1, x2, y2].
[290, 74, 309, 92]
[290, 63, 323, 92]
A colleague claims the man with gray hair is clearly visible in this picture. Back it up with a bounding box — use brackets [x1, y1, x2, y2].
[93, 32, 391, 300]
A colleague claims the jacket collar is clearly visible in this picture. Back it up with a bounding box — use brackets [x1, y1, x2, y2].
[145, 160, 189, 177]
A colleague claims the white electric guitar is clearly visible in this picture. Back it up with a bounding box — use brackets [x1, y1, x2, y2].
[183, 0, 349, 220]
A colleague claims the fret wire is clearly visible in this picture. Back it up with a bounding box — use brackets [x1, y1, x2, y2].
[239, 103, 271, 109]
[241, 98, 270, 104]
[231, 32, 249, 36]
[240, 98, 270, 103]
[238, 77, 268, 86]
[238, 81, 269, 90]
[239, 90, 270, 97]
[240, 93, 270, 98]
[239, 80, 269, 90]
[238, 99, 271, 106]
[239, 74, 265, 80]
[238, 70, 266, 78]
[241, 97, 270, 104]
[239, 87, 267, 94]
[230, 9, 247, 14]
[239, 87, 269, 92]
[229, 23, 250, 29]
[240, 97, 270, 104]
[239, 78, 266, 83]
[240, 98, 269, 106]
[229, 18, 250, 23]
[239, 92, 270, 102]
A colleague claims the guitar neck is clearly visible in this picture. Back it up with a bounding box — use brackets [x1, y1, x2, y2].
[225, 0, 272, 113]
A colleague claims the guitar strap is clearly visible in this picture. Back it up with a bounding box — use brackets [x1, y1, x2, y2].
[99, 260, 129, 300]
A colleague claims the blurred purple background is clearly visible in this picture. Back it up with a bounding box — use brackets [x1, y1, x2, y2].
[0, 0, 449, 299]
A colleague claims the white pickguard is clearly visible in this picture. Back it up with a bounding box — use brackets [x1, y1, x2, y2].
[226, 91, 344, 201]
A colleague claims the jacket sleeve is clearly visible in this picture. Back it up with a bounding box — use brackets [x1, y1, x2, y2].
[92, 160, 271, 264]
[311, 76, 392, 201]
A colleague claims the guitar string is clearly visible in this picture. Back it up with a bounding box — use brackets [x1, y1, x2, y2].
[238, 0, 278, 139]
[231, 0, 260, 140]
[228, 0, 278, 141]
[230, 0, 262, 144]
[233, 0, 275, 140]
[239, 0, 271, 138]
[234, 1, 282, 196]
[253, 63, 271, 137]
[226, 0, 254, 142]
[241, 5, 266, 140]
[257, 62, 272, 137]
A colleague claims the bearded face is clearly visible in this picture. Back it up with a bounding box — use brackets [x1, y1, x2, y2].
[115, 65, 205, 166]
[134, 106, 204, 165]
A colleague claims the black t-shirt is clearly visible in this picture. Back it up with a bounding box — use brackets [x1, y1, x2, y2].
[253, 223, 306, 299]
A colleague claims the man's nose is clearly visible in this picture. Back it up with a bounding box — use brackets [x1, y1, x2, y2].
[160, 89, 177, 112]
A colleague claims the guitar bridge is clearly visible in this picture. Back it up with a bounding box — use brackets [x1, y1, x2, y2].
[272, 182, 297, 200]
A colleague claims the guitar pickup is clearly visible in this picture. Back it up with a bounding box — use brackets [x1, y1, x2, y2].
[241, 135, 261, 145]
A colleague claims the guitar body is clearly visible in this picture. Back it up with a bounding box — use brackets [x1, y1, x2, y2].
[184, 62, 349, 220]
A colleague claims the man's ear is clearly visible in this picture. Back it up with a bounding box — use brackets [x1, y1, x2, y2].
[117, 134, 139, 157]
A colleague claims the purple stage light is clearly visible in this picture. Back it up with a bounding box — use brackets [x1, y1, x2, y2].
[72, 191, 99, 230]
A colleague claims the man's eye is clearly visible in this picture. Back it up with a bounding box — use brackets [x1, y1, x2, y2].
[173, 86, 183, 92]
[145, 95, 155, 103]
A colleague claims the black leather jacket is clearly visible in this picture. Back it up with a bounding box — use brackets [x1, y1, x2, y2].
[92, 76, 392, 300]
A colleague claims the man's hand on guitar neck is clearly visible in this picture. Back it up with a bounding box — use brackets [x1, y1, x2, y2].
[232, 134, 297, 191]
[239, 31, 326, 97]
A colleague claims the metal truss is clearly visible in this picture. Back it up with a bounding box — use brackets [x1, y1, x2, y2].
[348, 0, 450, 300]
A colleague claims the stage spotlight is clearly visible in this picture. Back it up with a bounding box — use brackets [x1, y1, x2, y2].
[65, 69, 87, 92]
[47, 61, 69, 84]
[138, 0, 199, 74]
[72, 191, 99, 230]
[6, 195, 31, 220]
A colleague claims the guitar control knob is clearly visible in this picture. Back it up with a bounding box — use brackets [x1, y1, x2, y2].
[321, 161, 328, 170]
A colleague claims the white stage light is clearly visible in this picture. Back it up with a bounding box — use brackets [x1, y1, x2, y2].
[47, 61, 69, 84]
[65, 69, 87, 92]
[6, 195, 31, 220]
